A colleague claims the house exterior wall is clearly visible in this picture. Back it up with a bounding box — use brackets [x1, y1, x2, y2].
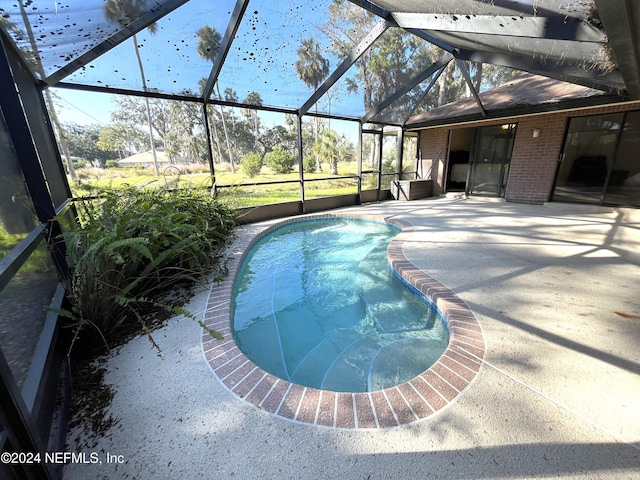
[507, 114, 566, 204]
[416, 101, 640, 204]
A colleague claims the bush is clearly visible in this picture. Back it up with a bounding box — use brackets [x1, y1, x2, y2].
[57, 185, 237, 352]
[303, 156, 316, 174]
[265, 147, 295, 174]
[180, 163, 210, 174]
[382, 158, 396, 175]
[104, 160, 119, 169]
[73, 159, 89, 169]
[242, 152, 263, 178]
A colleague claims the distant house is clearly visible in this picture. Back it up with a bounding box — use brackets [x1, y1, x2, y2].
[117, 151, 171, 168]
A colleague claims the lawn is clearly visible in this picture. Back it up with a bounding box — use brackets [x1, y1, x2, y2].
[71, 161, 379, 208]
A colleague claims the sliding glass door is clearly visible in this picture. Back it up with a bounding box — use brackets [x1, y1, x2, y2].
[603, 112, 640, 206]
[553, 114, 623, 204]
[467, 124, 516, 197]
[553, 112, 640, 207]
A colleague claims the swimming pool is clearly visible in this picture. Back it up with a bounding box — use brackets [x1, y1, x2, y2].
[232, 218, 449, 392]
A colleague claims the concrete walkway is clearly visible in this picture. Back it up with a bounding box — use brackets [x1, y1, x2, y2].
[64, 197, 640, 479]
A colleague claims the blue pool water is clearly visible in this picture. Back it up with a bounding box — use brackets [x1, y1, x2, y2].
[232, 218, 449, 392]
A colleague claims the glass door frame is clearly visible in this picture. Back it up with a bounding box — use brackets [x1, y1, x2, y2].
[465, 123, 517, 198]
[551, 111, 635, 207]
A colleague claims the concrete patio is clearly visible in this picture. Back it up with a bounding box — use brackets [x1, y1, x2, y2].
[63, 196, 640, 479]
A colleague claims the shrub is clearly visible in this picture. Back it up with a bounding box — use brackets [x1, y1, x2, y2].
[180, 163, 210, 174]
[73, 159, 89, 169]
[104, 160, 119, 169]
[265, 147, 295, 174]
[303, 155, 316, 174]
[57, 185, 237, 352]
[382, 158, 396, 174]
[242, 152, 263, 178]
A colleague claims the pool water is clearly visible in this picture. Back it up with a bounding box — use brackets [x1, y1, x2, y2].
[232, 218, 449, 392]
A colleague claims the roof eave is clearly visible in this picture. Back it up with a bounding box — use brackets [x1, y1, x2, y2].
[594, 0, 640, 100]
[405, 94, 625, 130]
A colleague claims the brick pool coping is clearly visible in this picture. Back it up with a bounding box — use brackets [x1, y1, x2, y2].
[201, 213, 485, 429]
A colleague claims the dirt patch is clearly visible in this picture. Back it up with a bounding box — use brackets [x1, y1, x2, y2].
[65, 283, 196, 451]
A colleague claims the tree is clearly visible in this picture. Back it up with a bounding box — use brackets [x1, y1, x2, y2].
[97, 123, 147, 159]
[295, 37, 329, 172]
[312, 129, 352, 175]
[156, 93, 209, 164]
[265, 147, 296, 174]
[242, 91, 263, 149]
[437, 62, 456, 107]
[62, 124, 116, 166]
[466, 61, 483, 95]
[104, 95, 207, 165]
[323, 0, 516, 115]
[321, 2, 436, 161]
[233, 119, 257, 161]
[343, 21, 436, 112]
[104, 0, 161, 175]
[109, 96, 165, 151]
[257, 126, 297, 161]
[196, 25, 236, 172]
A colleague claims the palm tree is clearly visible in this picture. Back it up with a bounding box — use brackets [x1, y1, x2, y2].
[313, 129, 341, 175]
[104, 0, 160, 176]
[243, 91, 262, 149]
[295, 38, 329, 172]
[196, 25, 235, 172]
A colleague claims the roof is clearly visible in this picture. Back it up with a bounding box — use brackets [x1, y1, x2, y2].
[1, 0, 639, 126]
[406, 72, 621, 128]
[117, 151, 171, 165]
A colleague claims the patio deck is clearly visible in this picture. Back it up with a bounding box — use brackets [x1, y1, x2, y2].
[63, 196, 640, 479]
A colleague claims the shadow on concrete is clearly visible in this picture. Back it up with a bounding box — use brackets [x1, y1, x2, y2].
[350, 441, 640, 479]
[469, 302, 640, 375]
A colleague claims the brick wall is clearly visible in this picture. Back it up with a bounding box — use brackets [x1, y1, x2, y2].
[506, 113, 567, 204]
[417, 101, 640, 204]
[418, 128, 450, 195]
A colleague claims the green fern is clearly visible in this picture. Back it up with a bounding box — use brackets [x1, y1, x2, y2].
[55, 185, 237, 353]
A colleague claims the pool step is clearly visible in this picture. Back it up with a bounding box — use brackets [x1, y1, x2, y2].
[290, 326, 449, 392]
[322, 334, 447, 392]
[360, 292, 434, 333]
[367, 337, 445, 391]
[290, 329, 363, 388]
[321, 334, 382, 392]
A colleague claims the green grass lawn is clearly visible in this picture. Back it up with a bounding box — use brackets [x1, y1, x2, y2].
[71, 161, 375, 208]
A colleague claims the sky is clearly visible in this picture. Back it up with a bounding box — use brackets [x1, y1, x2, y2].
[40, 0, 376, 147]
[51, 89, 117, 126]
[48, 0, 337, 123]
[45, 0, 363, 141]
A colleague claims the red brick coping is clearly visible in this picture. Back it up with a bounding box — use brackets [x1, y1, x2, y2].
[201, 213, 485, 429]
